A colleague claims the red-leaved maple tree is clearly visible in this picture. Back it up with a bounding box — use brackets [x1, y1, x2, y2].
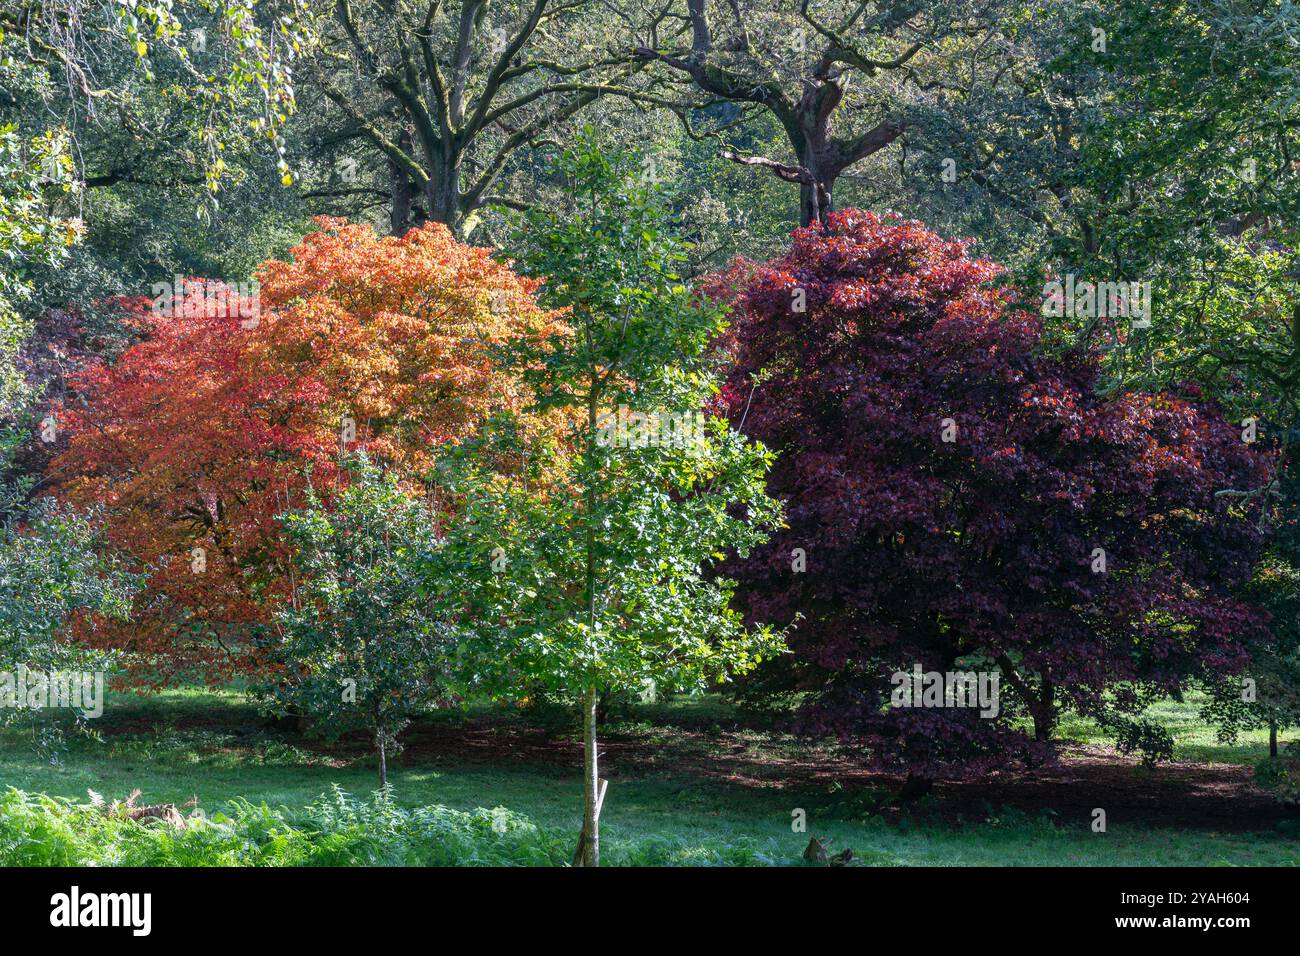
[714, 210, 1271, 773]
[49, 218, 563, 684]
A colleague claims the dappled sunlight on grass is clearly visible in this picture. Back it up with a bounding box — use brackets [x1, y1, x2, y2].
[2, 687, 1296, 866]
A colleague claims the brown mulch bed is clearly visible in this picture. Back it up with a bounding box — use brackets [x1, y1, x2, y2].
[392, 716, 1292, 832]
[96, 708, 1294, 831]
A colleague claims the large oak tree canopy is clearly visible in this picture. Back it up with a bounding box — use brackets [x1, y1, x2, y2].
[635, 0, 997, 225]
[309, 0, 659, 236]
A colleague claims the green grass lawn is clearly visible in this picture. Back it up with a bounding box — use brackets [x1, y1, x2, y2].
[1, 687, 1296, 866]
[1055, 701, 1280, 767]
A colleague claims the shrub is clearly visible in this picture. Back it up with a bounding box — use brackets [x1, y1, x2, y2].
[1256, 750, 1300, 805]
[0, 787, 568, 867]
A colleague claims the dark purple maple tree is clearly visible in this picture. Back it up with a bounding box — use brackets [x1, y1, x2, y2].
[712, 210, 1271, 775]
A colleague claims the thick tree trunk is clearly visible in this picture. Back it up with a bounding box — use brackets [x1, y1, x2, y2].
[1032, 714, 1055, 742]
[390, 169, 417, 236]
[799, 178, 833, 227]
[423, 147, 466, 239]
[388, 129, 424, 236]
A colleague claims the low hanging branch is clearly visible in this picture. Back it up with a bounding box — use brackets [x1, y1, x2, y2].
[718, 150, 830, 222]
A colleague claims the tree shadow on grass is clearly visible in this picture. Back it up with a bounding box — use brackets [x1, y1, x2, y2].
[83, 692, 1295, 833]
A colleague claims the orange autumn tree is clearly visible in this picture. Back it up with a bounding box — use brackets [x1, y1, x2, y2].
[50, 218, 565, 684]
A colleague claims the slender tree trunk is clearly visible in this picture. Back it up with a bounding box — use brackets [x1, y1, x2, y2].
[893, 772, 932, 807]
[573, 340, 603, 867]
[581, 685, 600, 866]
[1270, 720, 1279, 759]
[265, 701, 307, 734]
[376, 732, 388, 789]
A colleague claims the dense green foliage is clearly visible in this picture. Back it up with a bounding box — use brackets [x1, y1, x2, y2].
[440, 137, 784, 702]
[1, 0, 1297, 866]
[257, 457, 454, 786]
[0, 786, 568, 866]
[0, 494, 135, 674]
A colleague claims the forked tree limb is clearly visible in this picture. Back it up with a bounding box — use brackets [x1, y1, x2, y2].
[719, 150, 831, 222]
